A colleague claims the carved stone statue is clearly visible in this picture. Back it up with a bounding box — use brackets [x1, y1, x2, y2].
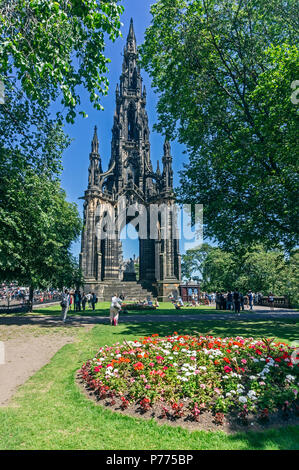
[123, 258, 137, 281]
[125, 258, 135, 273]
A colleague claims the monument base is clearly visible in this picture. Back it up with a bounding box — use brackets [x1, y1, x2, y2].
[155, 281, 180, 302]
[123, 272, 137, 282]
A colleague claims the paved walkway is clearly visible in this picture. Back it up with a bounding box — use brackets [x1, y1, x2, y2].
[0, 306, 298, 327]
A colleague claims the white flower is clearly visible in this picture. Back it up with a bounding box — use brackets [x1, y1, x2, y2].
[286, 375, 295, 382]
[239, 396, 248, 403]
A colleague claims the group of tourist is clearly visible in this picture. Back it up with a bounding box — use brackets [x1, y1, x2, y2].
[215, 290, 266, 312]
[60, 289, 98, 323]
[0, 283, 61, 306]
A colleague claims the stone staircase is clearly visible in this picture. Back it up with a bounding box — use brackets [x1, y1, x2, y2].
[101, 281, 155, 302]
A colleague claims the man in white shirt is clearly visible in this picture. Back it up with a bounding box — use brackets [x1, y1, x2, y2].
[61, 289, 70, 323]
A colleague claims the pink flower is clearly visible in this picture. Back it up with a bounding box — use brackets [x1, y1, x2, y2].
[190, 356, 196, 361]
[224, 366, 232, 373]
[214, 388, 221, 394]
[241, 359, 247, 364]
[200, 384, 206, 389]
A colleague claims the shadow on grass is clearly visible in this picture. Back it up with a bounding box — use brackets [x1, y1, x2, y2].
[116, 319, 299, 343]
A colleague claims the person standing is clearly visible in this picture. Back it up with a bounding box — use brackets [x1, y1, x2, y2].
[81, 292, 87, 311]
[110, 294, 122, 326]
[220, 292, 226, 310]
[240, 292, 245, 311]
[86, 292, 92, 309]
[268, 293, 275, 311]
[91, 292, 97, 311]
[226, 291, 233, 311]
[215, 292, 221, 310]
[248, 291, 253, 311]
[74, 290, 81, 312]
[233, 289, 241, 315]
[61, 289, 70, 323]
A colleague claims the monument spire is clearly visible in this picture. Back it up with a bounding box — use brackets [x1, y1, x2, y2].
[91, 125, 99, 154]
[126, 18, 137, 52]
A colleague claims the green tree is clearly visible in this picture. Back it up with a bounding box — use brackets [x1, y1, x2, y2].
[181, 243, 212, 280]
[0, 0, 124, 171]
[141, 0, 299, 251]
[201, 248, 237, 292]
[237, 245, 287, 294]
[181, 243, 299, 305]
[0, 168, 82, 310]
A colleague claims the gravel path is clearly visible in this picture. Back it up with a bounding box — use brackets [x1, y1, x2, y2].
[0, 334, 74, 406]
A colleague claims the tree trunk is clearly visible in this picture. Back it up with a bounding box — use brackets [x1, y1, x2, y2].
[28, 285, 34, 312]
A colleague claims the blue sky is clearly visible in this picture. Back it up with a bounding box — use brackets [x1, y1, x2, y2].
[60, 0, 191, 259]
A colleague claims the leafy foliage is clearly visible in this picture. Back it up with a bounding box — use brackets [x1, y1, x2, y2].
[181, 244, 299, 305]
[0, 163, 82, 295]
[141, 0, 299, 251]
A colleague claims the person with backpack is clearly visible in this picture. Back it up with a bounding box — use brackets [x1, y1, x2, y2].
[61, 289, 70, 323]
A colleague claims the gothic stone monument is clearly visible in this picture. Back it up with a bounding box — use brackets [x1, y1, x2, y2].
[79, 19, 181, 301]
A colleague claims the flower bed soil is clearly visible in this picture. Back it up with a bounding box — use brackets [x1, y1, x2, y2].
[77, 333, 299, 434]
[76, 372, 299, 434]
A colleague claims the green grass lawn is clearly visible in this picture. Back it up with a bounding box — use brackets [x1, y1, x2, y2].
[0, 318, 298, 450]
[31, 302, 233, 317]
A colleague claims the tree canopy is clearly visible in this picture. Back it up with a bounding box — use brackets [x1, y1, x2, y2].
[181, 244, 299, 306]
[0, 165, 82, 306]
[0, 1, 124, 292]
[141, 0, 299, 251]
[0, 0, 124, 170]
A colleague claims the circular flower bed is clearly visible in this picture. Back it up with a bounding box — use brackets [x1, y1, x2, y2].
[78, 333, 299, 430]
